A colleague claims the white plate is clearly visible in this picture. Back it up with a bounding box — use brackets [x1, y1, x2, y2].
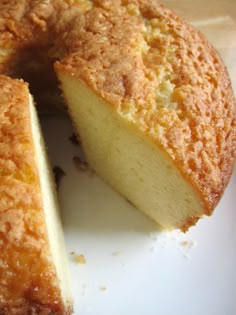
[42, 115, 236, 315]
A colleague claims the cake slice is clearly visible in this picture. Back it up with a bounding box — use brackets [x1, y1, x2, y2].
[55, 1, 236, 231]
[0, 75, 72, 314]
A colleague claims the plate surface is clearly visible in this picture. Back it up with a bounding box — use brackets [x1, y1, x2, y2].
[41, 115, 236, 315]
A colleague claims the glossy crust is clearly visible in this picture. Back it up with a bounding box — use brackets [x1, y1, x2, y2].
[0, 1, 235, 228]
[0, 75, 71, 314]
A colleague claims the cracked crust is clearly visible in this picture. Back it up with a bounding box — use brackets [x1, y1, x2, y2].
[0, 75, 70, 314]
[0, 1, 235, 227]
[55, 0, 236, 222]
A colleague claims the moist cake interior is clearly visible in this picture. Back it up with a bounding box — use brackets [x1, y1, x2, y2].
[0, 0, 235, 233]
[29, 95, 72, 308]
[0, 76, 72, 313]
[56, 73, 204, 230]
[1, 43, 205, 231]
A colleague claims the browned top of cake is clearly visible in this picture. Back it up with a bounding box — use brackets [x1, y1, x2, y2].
[0, 75, 67, 314]
[55, 0, 236, 213]
[0, 0, 52, 46]
[0, 0, 89, 50]
[0, 0, 235, 213]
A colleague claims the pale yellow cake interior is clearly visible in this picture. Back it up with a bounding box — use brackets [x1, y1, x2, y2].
[29, 95, 72, 307]
[57, 73, 205, 230]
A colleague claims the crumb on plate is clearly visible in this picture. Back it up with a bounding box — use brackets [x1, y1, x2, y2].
[73, 156, 89, 172]
[69, 133, 80, 146]
[53, 165, 66, 189]
[70, 252, 87, 264]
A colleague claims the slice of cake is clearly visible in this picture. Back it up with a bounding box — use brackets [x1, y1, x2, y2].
[55, 1, 236, 231]
[0, 75, 72, 314]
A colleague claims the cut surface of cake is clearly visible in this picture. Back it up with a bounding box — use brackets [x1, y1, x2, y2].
[0, 0, 235, 313]
[0, 75, 72, 314]
[55, 0, 236, 231]
[0, 0, 235, 230]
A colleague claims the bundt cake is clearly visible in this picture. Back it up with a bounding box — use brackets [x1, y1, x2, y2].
[0, 0, 235, 313]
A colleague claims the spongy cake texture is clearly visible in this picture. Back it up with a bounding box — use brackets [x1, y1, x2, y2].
[0, 1, 235, 313]
[0, 1, 235, 226]
[55, 0, 236, 218]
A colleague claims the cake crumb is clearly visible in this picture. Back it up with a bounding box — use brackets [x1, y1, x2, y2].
[100, 286, 107, 291]
[70, 252, 87, 264]
[73, 156, 89, 172]
[73, 155, 95, 176]
[180, 240, 197, 249]
[180, 240, 189, 247]
[53, 165, 66, 188]
[178, 239, 198, 259]
[75, 254, 86, 264]
[69, 133, 80, 146]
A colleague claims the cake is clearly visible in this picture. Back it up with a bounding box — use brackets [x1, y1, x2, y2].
[55, 0, 236, 231]
[0, 75, 72, 314]
[0, 0, 235, 313]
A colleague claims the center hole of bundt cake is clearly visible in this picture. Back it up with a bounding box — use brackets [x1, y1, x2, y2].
[7, 46, 65, 114]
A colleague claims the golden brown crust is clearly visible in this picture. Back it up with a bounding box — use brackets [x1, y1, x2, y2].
[0, 0, 235, 228]
[180, 216, 200, 233]
[0, 0, 62, 112]
[55, 0, 236, 216]
[0, 301, 73, 315]
[0, 75, 69, 314]
[0, 0, 52, 47]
